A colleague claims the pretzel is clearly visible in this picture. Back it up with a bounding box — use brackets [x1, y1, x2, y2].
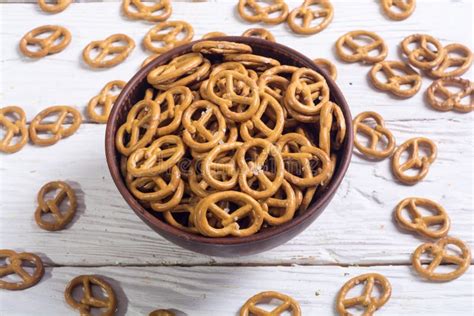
[29, 106, 82, 146]
[19, 25, 71, 58]
[64, 275, 117, 316]
[87, 80, 126, 123]
[240, 291, 301, 316]
[192, 41, 253, 55]
[237, 0, 289, 24]
[369, 60, 421, 98]
[37, 0, 71, 13]
[427, 44, 473, 78]
[127, 165, 181, 202]
[0, 250, 44, 290]
[83, 34, 135, 68]
[150, 309, 176, 316]
[35, 181, 77, 231]
[202, 32, 227, 39]
[122, 0, 172, 22]
[335, 30, 388, 64]
[115, 99, 161, 156]
[412, 237, 471, 281]
[149, 178, 185, 212]
[258, 65, 299, 101]
[202, 142, 242, 190]
[392, 137, 437, 185]
[242, 28, 276, 42]
[353, 111, 396, 159]
[336, 273, 392, 315]
[319, 102, 346, 155]
[381, 0, 416, 20]
[188, 160, 219, 197]
[163, 203, 198, 234]
[261, 179, 297, 226]
[401, 34, 446, 70]
[224, 54, 280, 71]
[143, 21, 194, 54]
[287, 0, 334, 35]
[395, 197, 450, 239]
[313, 58, 337, 80]
[194, 191, 264, 237]
[0, 106, 28, 153]
[426, 77, 473, 113]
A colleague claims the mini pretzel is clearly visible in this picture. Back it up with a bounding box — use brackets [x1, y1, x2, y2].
[0, 250, 44, 290]
[240, 291, 301, 316]
[37, 0, 71, 13]
[194, 191, 264, 237]
[35, 181, 77, 231]
[188, 160, 219, 197]
[401, 34, 446, 70]
[319, 102, 346, 155]
[224, 54, 280, 71]
[392, 137, 437, 185]
[242, 28, 276, 42]
[261, 179, 297, 226]
[29, 106, 82, 146]
[336, 273, 392, 315]
[202, 32, 227, 39]
[426, 77, 473, 113]
[149, 178, 185, 212]
[381, 0, 416, 21]
[87, 80, 126, 123]
[313, 58, 337, 80]
[335, 30, 388, 64]
[202, 142, 242, 191]
[0, 106, 28, 153]
[143, 21, 194, 54]
[395, 197, 450, 239]
[19, 25, 71, 58]
[369, 60, 421, 98]
[83, 34, 135, 68]
[258, 65, 299, 101]
[127, 165, 181, 201]
[353, 111, 396, 159]
[64, 275, 117, 316]
[192, 41, 252, 55]
[122, 0, 172, 22]
[287, 0, 334, 35]
[427, 44, 473, 78]
[412, 237, 471, 281]
[150, 309, 176, 316]
[237, 0, 289, 25]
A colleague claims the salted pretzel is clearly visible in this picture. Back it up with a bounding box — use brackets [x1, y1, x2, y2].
[64, 275, 117, 316]
[194, 191, 264, 237]
[240, 291, 301, 316]
[242, 28, 276, 42]
[150, 309, 176, 316]
[381, 0, 416, 20]
[224, 54, 280, 71]
[0, 106, 28, 153]
[426, 77, 473, 113]
[353, 111, 396, 159]
[335, 30, 388, 64]
[164, 203, 198, 234]
[392, 137, 437, 185]
[287, 0, 334, 35]
[29, 106, 82, 146]
[395, 197, 450, 239]
[192, 41, 253, 55]
[37, 0, 71, 13]
[412, 237, 471, 281]
[336, 273, 392, 315]
[143, 21, 194, 54]
[313, 58, 337, 80]
[319, 102, 346, 155]
[202, 32, 227, 39]
[188, 160, 220, 197]
[19, 25, 71, 58]
[35, 181, 77, 231]
[201, 142, 242, 191]
[261, 179, 297, 226]
[87, 80, 126, 123]
[122, 0, 172, 22]
[127, 165, 181, 202]
[150, 178, 185, 212]
[83, 34, 135, 68]
[258, 65, 299, 101]
[369, 60, 422, 98]
[401, 34, 446, 70]
[237, 0, 289, 24]
[0, 250, 44, 290]
[427, 44, 473, 78]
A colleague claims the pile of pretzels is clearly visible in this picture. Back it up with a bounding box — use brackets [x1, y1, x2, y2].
[115, 40, 346, 238]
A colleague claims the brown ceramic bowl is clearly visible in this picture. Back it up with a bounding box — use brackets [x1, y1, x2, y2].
[105, 36, 353, 257]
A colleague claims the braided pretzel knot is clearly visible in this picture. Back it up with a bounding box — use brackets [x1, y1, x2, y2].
[37, 0, 71, 13]
[392, 137, 437, 185]
[143, 21, 194, 54]
[381, 0, 416, 21]
[0, 250, 44, 290]
[194, 191, 264, 237]
[426, 77, 473, 113]
[87, 80, 126, 123]
[427, 44, 473, 78]
[29, 106, 82, 146]
[0, 106, 28, 153]
[237, 0, 289, 24]
[336, 273, 392, 315]
[353, 111, 396, 159]
[369, 60, 421, 98]
[64, 275, 117, 315]
[313, 58, 337, 80]
[240, 291, 301, 316]
[395, 197, 450, 239]
[122, 0, 172, 22]
[287, 0, 334, 35]
[242, 28, 276, 42]
[192, 41, 253, 55]
[83, 34, 135, 68]
[35, 181, 77, 231]
[335, 30, 388, 64]
[401, 34, 446, 70]
[412, 237, 471, 281]
[19, 25, 71, 58]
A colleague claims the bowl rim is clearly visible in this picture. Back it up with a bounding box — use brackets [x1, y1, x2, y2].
[105, 36, 353, 246]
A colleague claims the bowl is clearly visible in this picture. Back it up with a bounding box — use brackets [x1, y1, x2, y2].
[105, 36, 353, 257]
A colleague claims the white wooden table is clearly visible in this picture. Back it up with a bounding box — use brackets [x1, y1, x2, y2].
[0, 0, 473, 315]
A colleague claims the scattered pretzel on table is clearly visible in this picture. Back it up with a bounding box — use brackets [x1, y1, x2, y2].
[87, 80, 126, 123]
[369, 60, 422, 98]
[19, 25, 71, 58]
[0, 106, 28, 153]
[287, 0, 334, 35]
[237, 0, 289, 25]
[426, 77, 473, 113]
[401, 34, 446, 70]
[143, 20, 194, 54]
[149, 310, 176, 316]
[242, 28, 276, 42]
[427, 43, 473, 78]
[0, 249, 44, 290]
[240, 291, 301, 316]
[381, 0, 416, 21]
[37, 0, 71, 13]
[83, 34, 135, 68]
[122, 0, 172, 22]
[335, 30, 388, 64]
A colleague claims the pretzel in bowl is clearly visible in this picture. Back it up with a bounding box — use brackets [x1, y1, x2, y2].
[313, 58, 337, 80]
[0, 106, 28, 153]
[143, 21, 194, 54]
[192, 41, 253, 55]
[237, 0, 289, 25]
[353, 111, 396, 159]
[150, 310, 176, 316]
[202, 32, 227, 39]
[335, 30, 388, 64]
[426, 77, 473, 113]
[242, 28, 276, 42]
[87, 80, 126, 123]
[287, 0, 334, 35]
[19, 25, 71, 58]
[369, 60, 422, 98]
[83, 34, 135, 68]
[381, 0, 416, 21]
[427, 44, 473, 78]
[240, 291, 301, 316]
[0, 250, 44, 290]
[401, 34, 446, 70]
[122, 0, 172, 22]
[37, 0, 71, 13]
